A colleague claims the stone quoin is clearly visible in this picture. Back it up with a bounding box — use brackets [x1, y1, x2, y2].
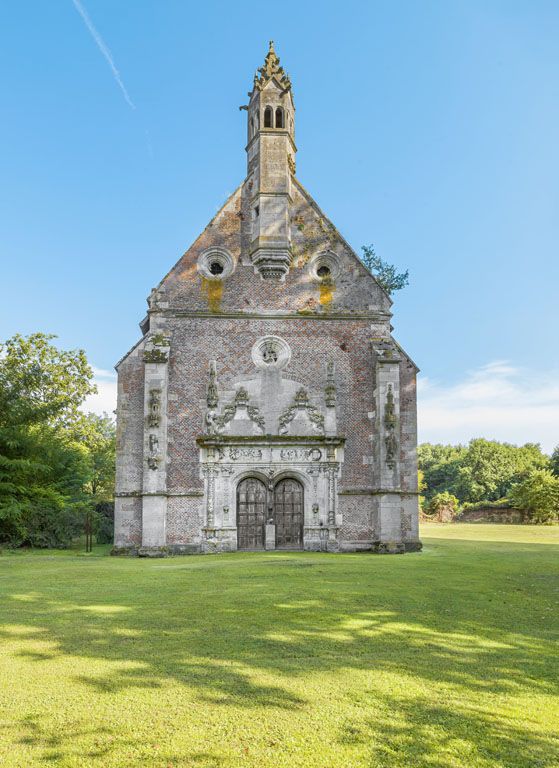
[113, 42, 422, 556]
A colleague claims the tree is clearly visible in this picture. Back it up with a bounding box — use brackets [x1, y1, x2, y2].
[0, 333, 97, 547]
[550, 445, 559, 477]
[0, 333, 96, 428]
[454, 440, 548, 503]
[417, 443, 466, 500]
[418, 439, 549, 505]
[418, 469, 427, 510]
[71, 413, 116, 501]
[427, 492, 459, 521]
[509, 470, 559, 524]
[360, 244, 409, 295]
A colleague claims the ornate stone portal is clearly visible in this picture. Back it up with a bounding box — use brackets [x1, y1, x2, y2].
[196, 341, 343, 553]
[113, 42, 421, 557]
[199, 437, 342, 553]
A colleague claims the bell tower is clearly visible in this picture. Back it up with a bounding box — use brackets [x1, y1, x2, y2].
[244, 42, 296, 279]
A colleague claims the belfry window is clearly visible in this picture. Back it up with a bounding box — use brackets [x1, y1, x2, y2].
[264, 106, 273, 128]
[275, 108, 284, 128]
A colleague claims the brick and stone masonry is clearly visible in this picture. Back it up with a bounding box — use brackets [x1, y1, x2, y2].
[114, 42, 422, 556]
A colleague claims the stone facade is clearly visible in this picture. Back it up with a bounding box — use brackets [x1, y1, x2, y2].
[114, 42, 421, 556]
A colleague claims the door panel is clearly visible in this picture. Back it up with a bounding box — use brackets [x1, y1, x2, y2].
[237, 478, 267, 550]
[274, 478, 304, 549]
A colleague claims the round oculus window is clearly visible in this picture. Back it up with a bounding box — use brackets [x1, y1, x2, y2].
[197, 248, 234, 280]
[309, 252, 340, 282]
[251, 336, 291, 370]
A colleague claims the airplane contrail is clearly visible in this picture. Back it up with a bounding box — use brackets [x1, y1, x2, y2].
[71, 0, 136, 110]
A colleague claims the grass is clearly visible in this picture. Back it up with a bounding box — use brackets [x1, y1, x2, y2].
[0, 524, 558, 767]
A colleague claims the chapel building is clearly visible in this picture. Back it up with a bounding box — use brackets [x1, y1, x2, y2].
[114, 42, 421, 555]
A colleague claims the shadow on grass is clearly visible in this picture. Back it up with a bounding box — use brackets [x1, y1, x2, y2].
[1, 536, 558, 765]
[338, 694, 559, 767]
[15, 714, 225, 766]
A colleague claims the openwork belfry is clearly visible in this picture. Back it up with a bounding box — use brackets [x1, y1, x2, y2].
[114, 42, 421, 556]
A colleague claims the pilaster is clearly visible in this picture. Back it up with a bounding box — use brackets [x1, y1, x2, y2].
[139, 333, 170, 555]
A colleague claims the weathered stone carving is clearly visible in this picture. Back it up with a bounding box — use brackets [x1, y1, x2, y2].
[147, 289, 168, 311]
[214, 388, 266, 434]
[287, 154, 296, 175]
[147, 389, 161, 427]
[202, 466, 217, 527]
[247, 405, 266, 433]
[280, 448, 301, 460]
[150, 333, 171, 347]
[373, 340, 401, 362]
[205, 410, 218, 435]
[384, 384, 398, 469]
[278, 388, 325, 435]
[325, 362, 337, 407]
[143, 348, 168, 364]
[262, 340, 278, 364]
[229, 447, 263, 461]
[147, 433, 159, 470]
[206, 361, 218, 408]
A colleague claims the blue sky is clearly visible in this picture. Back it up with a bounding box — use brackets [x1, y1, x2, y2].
[1, 1, 558, 450]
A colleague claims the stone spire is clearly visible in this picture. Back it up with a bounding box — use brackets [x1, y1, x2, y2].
[245, 42, 296, 280]
[253, 41, 292, 92]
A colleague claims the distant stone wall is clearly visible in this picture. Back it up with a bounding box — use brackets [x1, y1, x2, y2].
[458, 506, 526, 524]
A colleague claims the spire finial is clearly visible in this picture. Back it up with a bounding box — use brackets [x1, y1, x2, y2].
[253, 40, 291, 92]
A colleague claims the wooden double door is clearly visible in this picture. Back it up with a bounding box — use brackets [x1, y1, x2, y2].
[236, 477, 304, 550]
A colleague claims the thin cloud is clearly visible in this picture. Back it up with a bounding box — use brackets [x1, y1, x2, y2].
[82, 367, 117, 416]
[418, 361, 559, 453]
[71, 0, 136, 110]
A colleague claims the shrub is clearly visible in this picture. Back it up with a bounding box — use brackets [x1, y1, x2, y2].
[509, 470, 559, 524]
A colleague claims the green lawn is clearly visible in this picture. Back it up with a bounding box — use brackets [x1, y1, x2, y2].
[0, 525, 558, 768]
